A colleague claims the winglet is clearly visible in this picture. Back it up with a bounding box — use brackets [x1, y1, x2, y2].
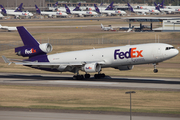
[2, 56, 11, 65]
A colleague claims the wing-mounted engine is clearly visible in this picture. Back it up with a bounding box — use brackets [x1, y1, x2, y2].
[116, 65, 134, 71]
[15, 43, 53, 57]
[81, 63, 101, 73]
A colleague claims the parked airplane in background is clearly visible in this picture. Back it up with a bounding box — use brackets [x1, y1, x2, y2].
[128, 3, 160, 15]
[101, 23, 113, 31]
[35, 5, 68, 17]
[65, 4, 97, 17]
[94, 4, 126, 16]
[154, 2, 180, 13]
[54, 3, 81, 12]
[0, 13, 4, 18]
[0, 24, 17, 32]
[2, 26, 179, 80]
[48, 2, 59, 11]
[0, 4, 33, 18]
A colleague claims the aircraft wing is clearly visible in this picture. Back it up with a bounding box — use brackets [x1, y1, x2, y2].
[2, 56, 106, 67]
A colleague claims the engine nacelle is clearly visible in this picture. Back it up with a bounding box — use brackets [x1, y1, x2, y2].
[15, 43, 53, 57]
[117, 65, 134, 71]
[82, 63, 101, 73]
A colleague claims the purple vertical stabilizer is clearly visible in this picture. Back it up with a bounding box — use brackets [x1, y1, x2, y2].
[127, 3, 134, 12]
[154, 3, 161, 12]
[65, 4, 71, 14]
[94, 4, 100, 13]
[53, 2, 58, 7]
[35, 5, 41, 14]
[73, 3, 81, 11]
[0, 5, 7, 14]
[14, 3, 23, 12]
[17, 26, 39, 46]
[160, 0, 164, 8]
[105, 1, 114, 10]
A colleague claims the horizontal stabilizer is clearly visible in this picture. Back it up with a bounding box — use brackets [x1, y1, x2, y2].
[2, 56, 11, 64]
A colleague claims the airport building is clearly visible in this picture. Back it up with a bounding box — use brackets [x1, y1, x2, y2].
[0, 0, 45, 8]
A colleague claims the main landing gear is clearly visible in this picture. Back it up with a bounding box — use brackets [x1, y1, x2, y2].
[73, 73, 106, 80]
[153, 63, 158, 73]
[73, 69, 106, 80]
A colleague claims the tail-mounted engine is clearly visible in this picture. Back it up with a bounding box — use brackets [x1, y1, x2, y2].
[15, 43, 53, 57]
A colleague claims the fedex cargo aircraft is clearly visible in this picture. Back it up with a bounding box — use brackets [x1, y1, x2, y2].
[2, 26, 179, 80]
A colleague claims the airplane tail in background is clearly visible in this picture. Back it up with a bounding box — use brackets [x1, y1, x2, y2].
[154, 3, 161, 12]
[0, 5, 7, 14]
[53, 2, 58, 7]
[14, 3, 23, 12]
[35, 5, 41, 14]
[127, 3, 134, 12]
[160, 0, 164, 8]
[101, 24, 104, 29]
[105, 1, 114, 10]
[73, 3, 81, 11]
[100, 2, 103, 6]
[65, 4, 71, 14]
[94, 4, 100, 13]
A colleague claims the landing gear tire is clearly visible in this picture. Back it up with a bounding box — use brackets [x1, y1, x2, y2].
[153, 69, 158, 73]
[94, 73, 105, 79]
[85, 74, 90, 79]
[73, 75, 84, 80]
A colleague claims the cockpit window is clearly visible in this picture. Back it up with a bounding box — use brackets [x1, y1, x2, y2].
[166, 47, 175, 50]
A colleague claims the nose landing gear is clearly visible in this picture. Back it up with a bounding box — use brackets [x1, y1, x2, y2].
[153, 63, 158, 73]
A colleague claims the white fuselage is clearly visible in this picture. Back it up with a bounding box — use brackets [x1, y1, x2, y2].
[47, 43, 179, 69]
[6, 10, 33, 17]
[133, 9, 160, 14]
[70, 11, 97, 16]
[40, 11, 68, 17]
[99, 9, 126, 15]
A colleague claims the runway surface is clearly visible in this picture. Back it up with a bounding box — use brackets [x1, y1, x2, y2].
[0, 111, 179, 120]
[0, 73, 180, 90]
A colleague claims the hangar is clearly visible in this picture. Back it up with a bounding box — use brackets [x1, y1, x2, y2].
[122, 17, 180, 32]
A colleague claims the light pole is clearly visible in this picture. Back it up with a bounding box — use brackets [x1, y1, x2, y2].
[125, 91, 136, 120]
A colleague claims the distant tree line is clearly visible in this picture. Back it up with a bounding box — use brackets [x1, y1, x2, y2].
[45, 0, 180, 6]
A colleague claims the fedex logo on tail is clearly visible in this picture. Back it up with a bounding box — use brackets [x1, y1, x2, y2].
[114, 47, 143, 59]
[25, 48, 36, 54]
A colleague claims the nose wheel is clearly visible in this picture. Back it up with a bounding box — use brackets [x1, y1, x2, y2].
[153, 63, 158, 73]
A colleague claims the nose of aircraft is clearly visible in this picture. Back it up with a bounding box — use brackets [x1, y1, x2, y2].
[175, 48, 179, 56]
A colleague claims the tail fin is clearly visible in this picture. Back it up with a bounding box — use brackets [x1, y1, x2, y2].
[35, 5, 41, 14]
[53, 2, 58, 7]
[17, 26, 39, 46]
[160, 0, 164, 8]
[0, 24, 2, 28]
[154, 3, 161, 12]
[0, 5, 7, 14]
[94, 4, 100, 13]
[105, 1, 114, 10]
[100, 2, 103, 6]
[73, 3, 81, 11]
[101, 24, 104, 29]
[14, 3, 23, 12]
[127, 3, 134, 12]
[65, 4, 71, 14]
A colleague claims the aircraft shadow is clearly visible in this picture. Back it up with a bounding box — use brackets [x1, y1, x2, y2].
[0, 74, 180, 85]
